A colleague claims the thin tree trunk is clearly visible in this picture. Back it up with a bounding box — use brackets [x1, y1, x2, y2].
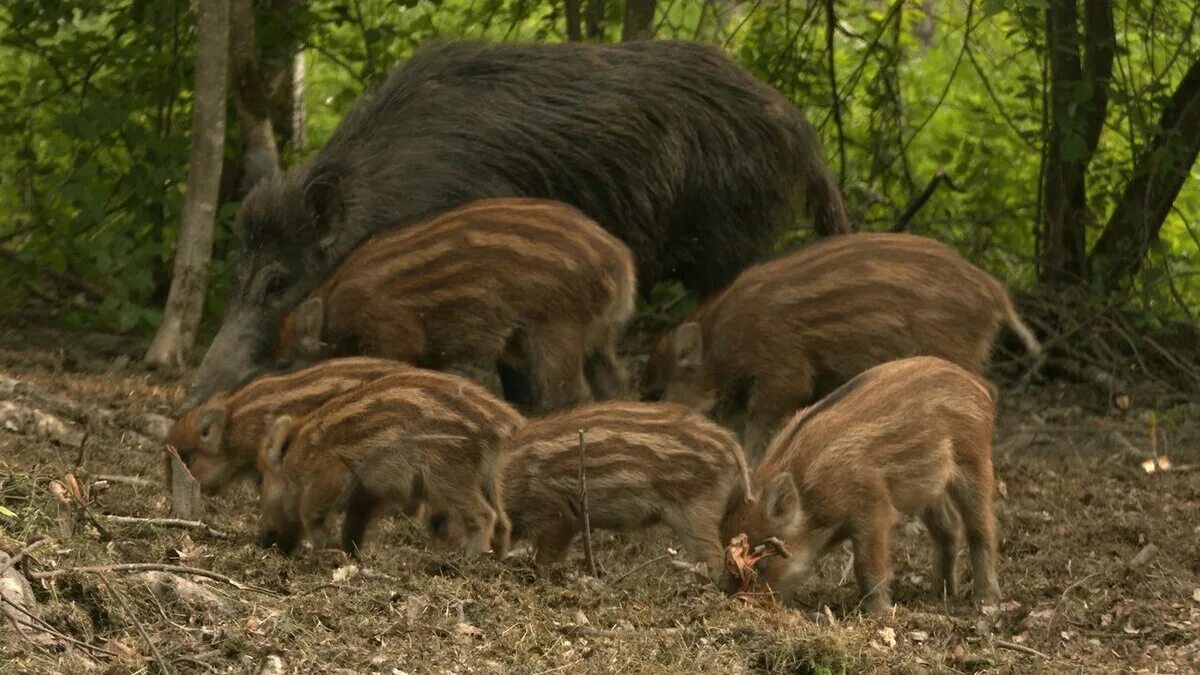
[565, 0, 583, 41]
[288, 50, 306, 151]
[586, 0, 606, 40]
[230, 0, 278, 194]
[1089, 57, 1200, 290]
[1040, 0, 1110, 284]
[621, 0, 657, 41]
[261, 0, 305, 158]
[145, 0, 231, 368]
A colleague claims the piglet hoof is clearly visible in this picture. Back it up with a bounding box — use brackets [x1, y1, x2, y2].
[974, 585, 1002, 607]
[862, 594, 893, 617]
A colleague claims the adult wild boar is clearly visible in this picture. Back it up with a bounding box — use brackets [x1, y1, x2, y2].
[720, 356, 1001, 614]
[185, 39, 850, 408]
[274, 198, 637, 413]
[644, 232, 1041, 463]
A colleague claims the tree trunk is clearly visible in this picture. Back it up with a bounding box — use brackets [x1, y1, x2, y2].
[621, 0, 657, 41]
[1089, 56, 1200, 290]
[262, 0, 306, 157]
[586, 0, 606, 40]
[565, 0, 583, 41]
[1039, 0, 1111, 284]
[145, 0, 231, 368]
[230, 0, 278, 195]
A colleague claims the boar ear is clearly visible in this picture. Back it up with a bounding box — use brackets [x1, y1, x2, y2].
[196, 407, 227, 452]
[263, 416, 294, 469]
[303, 171, 344, 242]
[672, 322, 704, 367]
[763, 473, 801, 523]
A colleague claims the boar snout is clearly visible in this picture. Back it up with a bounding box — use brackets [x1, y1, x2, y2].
[185, 317, 273, 409]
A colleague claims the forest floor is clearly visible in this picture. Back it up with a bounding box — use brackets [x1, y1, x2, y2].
[0, 324, 1198, 675]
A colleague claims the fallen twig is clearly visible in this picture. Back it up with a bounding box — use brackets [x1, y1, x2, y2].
[995, 639, 1050, 659]
[577, 429, 598, 578]
[558, 624, 681, 639]
[612, 551, 678, 584]
[96, 475, 158, 488]
[29, 563, 278, 596]
[0, 537, 51, 578]
[103, 573, 172, 675]
[99, 515, 230, 539]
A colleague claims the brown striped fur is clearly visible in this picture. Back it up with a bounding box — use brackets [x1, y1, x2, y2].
[719, 356, 1000, 614]
[275, 198, 637, 413]
[165, 357, 407, 493]
[644, 232, 1041, 463]
[257, 367, 525, 558]
[496, 401, 752, 578]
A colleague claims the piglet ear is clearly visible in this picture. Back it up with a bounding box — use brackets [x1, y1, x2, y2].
[672, 321, 704, 368]
[263, 416, 295, 469]
[764, 472, 801, 523]
[196, 407, 228, 452]
[295, 297, 325, 355]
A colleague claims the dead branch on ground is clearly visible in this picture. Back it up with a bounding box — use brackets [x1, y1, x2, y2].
[98, 515, 230, 539]
[29, 563, 278, 596]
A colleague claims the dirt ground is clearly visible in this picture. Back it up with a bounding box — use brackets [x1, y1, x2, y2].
[1, 326, 1198, 674]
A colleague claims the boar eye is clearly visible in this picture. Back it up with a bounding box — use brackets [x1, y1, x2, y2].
[263, 272, 289, 298]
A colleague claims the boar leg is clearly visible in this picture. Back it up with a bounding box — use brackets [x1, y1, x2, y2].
[340, 486, 381, 556]
[532, 516, 578, 572]
[527, 323, 592, 413]
[851, 504, 896, 616]
[948, 467, 1001, 604]
[665, 505, 726, 580]
[742, 392, 802, 464]
[921, 498, 961, 599]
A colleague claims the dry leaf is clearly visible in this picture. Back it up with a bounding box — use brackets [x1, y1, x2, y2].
[1141, 456, 1173, 473]
[908, 630, 929, 643]
[1122, 622, 1141, 635]
[723, 533, 790, 594]
[996, 480, 1008, 499]
[48, 480, 72, 506]
[879, 627, 897, 648]
[244, 616, 262, 634]
[332, 565, 360, 582]
[455, 622, 484, 639]
[1192, 588, 1200, 603]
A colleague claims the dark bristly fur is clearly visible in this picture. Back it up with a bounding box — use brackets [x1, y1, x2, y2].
[256, 367, 525, 557]
[496, 401, 753, 578]
[720, 356, 1001, 615]
[185, 39, 849, 409]
[644, 232, 1042, 464]
[274, 198, 637, 413]
[165, 357, 407, 494]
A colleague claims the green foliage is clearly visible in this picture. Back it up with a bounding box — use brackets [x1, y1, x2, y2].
[1, 0, 1197, 336]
